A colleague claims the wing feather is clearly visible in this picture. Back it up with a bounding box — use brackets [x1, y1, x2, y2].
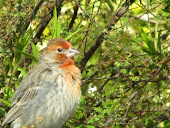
[1, 66, 55, 126]
[1, 87, 39, 126]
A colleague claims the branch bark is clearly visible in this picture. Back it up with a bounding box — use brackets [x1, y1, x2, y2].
[80, 0, 135, 71]
[69, 4, 79, 29]
[23, 0, 45, 31]
[14, 0, 64, 77]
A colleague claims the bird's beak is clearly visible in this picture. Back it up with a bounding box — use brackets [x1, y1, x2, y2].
[67, 48, 80, 58]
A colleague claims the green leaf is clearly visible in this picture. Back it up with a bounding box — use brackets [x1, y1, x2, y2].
[0, 99, 11, 106]
[140, 28, 156, 54]
[81, 96, 86, 105]
[164, 120, 170, 127]
[64, 27, 86, 40]
[94, 107, 102, 112]
[76, 110, 83, 119]
[0, 107, 7, 115]
[104, 0, 114, 12]
[0, 0, 4, 11]
[52, 6, 61, 38]
[17, 67, 27, 78]
[57, 20, 61, 38]
[15, 50, 38, 62]
[142, 48, 151, 54]
[5, 57, 13, 73]
[32, 43, 39, 60]
[116, 123, 121, 128]
[14, 28, 33, 63]
[5, 85, 13, 99]
[87, 125, 95, 128]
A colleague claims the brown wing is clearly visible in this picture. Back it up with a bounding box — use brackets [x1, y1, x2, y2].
[1, 87, 39, 126]
[1, 66, 54, 126]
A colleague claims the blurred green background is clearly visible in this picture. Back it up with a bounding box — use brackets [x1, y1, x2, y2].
[0, 0, 169, 127]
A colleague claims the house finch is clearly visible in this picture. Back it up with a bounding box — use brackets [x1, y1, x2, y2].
[1, 38, 82, 128]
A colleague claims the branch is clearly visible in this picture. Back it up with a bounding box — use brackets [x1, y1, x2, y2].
[80, 0, 135, 71]
[23, 0, 45, 31]
[34, 0, 64, 41]
[14, 0, 64, 77]
[69, 4, 79, 29]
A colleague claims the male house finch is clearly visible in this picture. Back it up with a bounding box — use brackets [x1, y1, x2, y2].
[1, 38, 82, 128]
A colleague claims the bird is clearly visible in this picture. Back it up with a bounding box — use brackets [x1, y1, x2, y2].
[1, 38, 82, 128]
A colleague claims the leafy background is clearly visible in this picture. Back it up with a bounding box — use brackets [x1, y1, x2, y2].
[0, 0, 169, 128]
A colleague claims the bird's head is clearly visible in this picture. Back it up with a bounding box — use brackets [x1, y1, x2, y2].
[39, 38, 79, 66]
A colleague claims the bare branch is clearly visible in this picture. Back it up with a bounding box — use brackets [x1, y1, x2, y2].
[69, 4, 79, 29]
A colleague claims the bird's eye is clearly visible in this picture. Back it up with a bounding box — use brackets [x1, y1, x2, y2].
[57, 48, 62, 52]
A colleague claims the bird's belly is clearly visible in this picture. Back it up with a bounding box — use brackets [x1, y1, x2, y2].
[12, 86, 81, 128]
[38, 87, 80, 128]
[39, 88, 81, 128]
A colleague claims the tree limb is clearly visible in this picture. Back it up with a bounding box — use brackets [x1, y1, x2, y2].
[69, 4, 79, 29]
[80, 0, 135, 71]
[15, 0, 64, 77]
[23, 0, 45, 31]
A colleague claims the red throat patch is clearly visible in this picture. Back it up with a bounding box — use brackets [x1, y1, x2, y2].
[60, 59, 74, 68]
[56, 54, 67, 62]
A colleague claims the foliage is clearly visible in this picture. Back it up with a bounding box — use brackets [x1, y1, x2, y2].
[0, 0, 169, 127]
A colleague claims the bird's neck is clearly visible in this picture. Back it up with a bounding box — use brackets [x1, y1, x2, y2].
[60, 59, 74, 68]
